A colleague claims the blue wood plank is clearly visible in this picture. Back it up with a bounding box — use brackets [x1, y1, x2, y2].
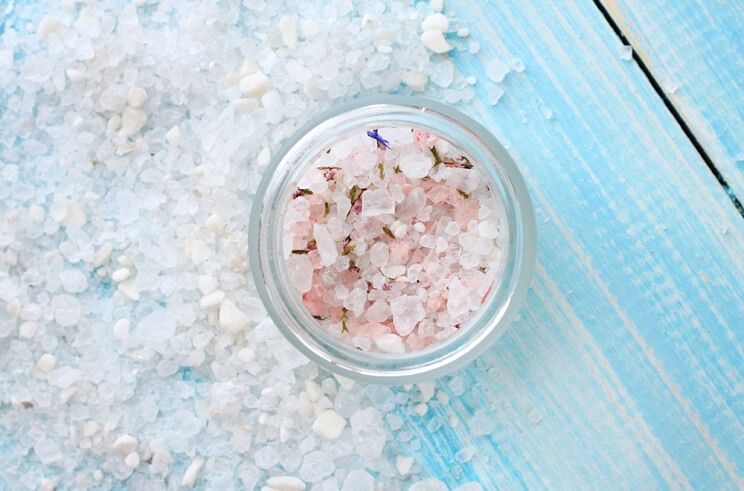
[603, 0, 744, 202]
[392, 0, 743, 488]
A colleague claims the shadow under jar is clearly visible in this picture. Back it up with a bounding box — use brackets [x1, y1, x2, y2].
[249, 96, 535, 384]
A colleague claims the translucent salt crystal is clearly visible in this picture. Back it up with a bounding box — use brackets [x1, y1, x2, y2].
[165, 126, 184, 146]
[365, 299, 390, 323]
[458, 27, 470, 37]
[34, 439, 62, 464]
[341, 470, 375, 491]
[510, 58, 525, 72]
[113, 319, 130, 340]
[420, 30, 452, 53]
[485, 83, 504, 105]
[454, 446, 477, 463]
[368, 242, 389, 267]
[313, 224, 338, 266]
[396, 456, 414, 475]
[299, 450, 335, 483]
[361, 188, 395, 216]
[409, 479, 448, 491]
[261, 90, 285, 124]
[619, 45, 633, 61]
[200, 290, 225, 309]
[60, 269, 88, 292]
[135, 309, 176, 352]
[111, 267, 131, 283]
[350, 408, 386, 458]
[485, 58, 510, 83]
[421, 13, 449, 32]
[374, 333, 405, 354]
[52, 294, 81, 327]
[447, 277, 472, 317]
[402, 71, 428, 91]
[343, 288, 367, 317]
[390, 295, 426, 336]
[467, 409, 495, 436]
[455, 483, 484, 491]
[127, 86, 147, 108]
[312, 409, 346, 440]
[19, 321, 38, 338]
[398, 152, 433, 179]
[431, 60, 454, 88]
[36, 353, 57, 373]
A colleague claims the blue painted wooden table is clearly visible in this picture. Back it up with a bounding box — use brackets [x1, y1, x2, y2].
[404, 1, 744, 488]
[1, 0, 742, 489]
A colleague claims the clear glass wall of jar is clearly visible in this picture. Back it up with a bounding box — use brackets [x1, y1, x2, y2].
[249, 96, 536, 384]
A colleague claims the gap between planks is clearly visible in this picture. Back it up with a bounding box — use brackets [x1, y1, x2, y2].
[592, 0, 744, 218]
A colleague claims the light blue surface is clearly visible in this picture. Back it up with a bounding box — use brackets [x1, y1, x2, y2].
[1, 0, 742, 489]
[392, 0, 743, 488]
[602, 0, 744, 203]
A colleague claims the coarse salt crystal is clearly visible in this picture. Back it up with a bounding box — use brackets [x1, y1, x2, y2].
[421, 13, 449, 32]
[181, 457, 204, 487]
[420, 30, 452, 54]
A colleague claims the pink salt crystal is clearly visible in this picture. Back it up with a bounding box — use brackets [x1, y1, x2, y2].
[366, 299, 391, 323]
[362, 188, 396, 216]
[388, 241, 410, 264]
[313, 223, 338, 266]
[350, 321, 389, 339]
[368, 242, 389, 267]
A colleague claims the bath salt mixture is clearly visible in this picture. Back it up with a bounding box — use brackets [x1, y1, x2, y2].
[0, 0, 517, 488]
[285, 128, 506, 352]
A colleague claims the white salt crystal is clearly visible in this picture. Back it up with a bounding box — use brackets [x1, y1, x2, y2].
[486, 83, 504, 105]
[65, 68, 85, 82]
[430, 0, 444, 11]
[485, 58, 510, 83]
[447, 277, 472, 317]
[620, 45, 633, 61]
[37, 17, 61, 38]
[313, 224, 338, 266]
[124, 452, 140, 468]
[368, 242, 389, 267]
[83, 421, 100, 437]
[278, 16, 298, 49]
[312, 409, 346, 439]
[287, 254, 313, 293]
[61, 269, 88, 292]
[390, 295, 426, 336]
[257, 147, 271, 168]
[34, 439, 62, 464]
[418, 381, 436, 402]
[396, 456, 414, 475]
[197, 275, 218, 295]
[135, 309, 176, 352]
[165, 126, 184, 146]
[366, 299, 390, 323]
[402, 71, 428, 92]
[420, 30, 452, 54]
[111, 267, 131, 282]
[219, 299, 251, 333]
[113, 319, 130, 340]
[92, 242, 113, 267]
[120, 107, 147, 136]
[112, 434, 138, 454]
[36, 353, 57, 373]
[374, 333, 405, 353]
[181, 457, 204, 487]
[399, 152, 433, 179]
[341, 470, 376, 491]
[19, 321, 38, 338]
[200, 290, 225, 309]
[267, 476, 306, 491]
[457, 27, 470, 37]
[127, 86, 147, 108]
[239, 70, 272, 98]
[478, 219, 499, 238]
[421, 13, 449, 32]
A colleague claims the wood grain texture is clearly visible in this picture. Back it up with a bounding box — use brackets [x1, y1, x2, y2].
[602, 0, 744, 201]
[395, 0, 744, 488]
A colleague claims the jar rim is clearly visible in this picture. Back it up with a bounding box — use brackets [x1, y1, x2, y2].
[249, 96, 536, 383]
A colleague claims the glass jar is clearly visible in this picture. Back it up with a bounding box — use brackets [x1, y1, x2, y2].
[249, 96, 535, 384]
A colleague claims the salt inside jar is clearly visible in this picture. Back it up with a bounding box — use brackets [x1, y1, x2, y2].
[250, 97, 535, 383]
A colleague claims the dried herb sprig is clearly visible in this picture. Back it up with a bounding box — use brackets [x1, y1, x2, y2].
[291, 249, 309, 255]
[340, 308, 349, 334]
[377, 162, 385, 180]
[457, 189, 470, 199]
[430, 145, 443, 166]
[382, 226, 395, 239]
[292, 188, 313, 199]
